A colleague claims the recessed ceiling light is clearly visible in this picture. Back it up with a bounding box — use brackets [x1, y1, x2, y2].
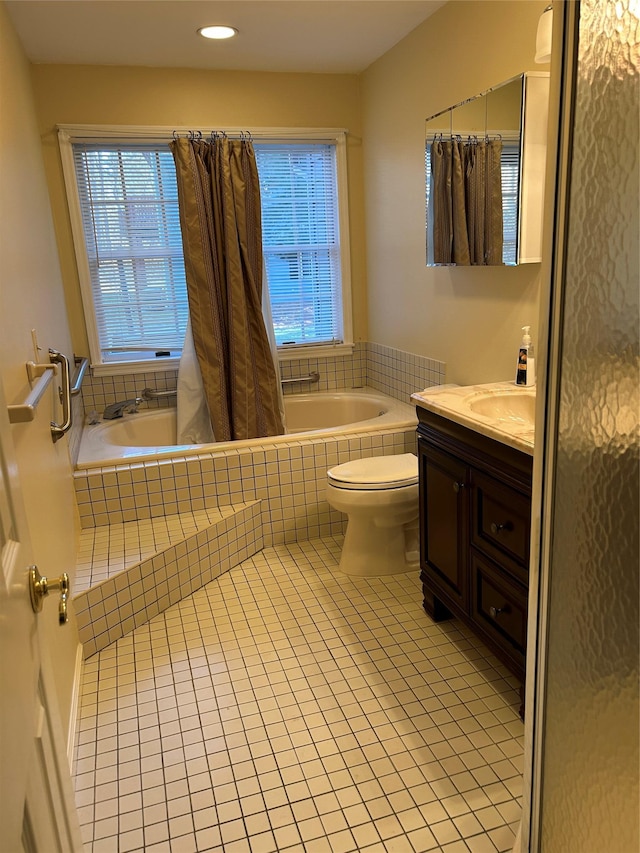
[198, 25, 238, 40]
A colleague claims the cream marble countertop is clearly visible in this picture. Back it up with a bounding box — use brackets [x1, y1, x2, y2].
[411, 381, 536, 455]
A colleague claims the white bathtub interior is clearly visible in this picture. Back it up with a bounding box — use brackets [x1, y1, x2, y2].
[77, 388, 417, 468]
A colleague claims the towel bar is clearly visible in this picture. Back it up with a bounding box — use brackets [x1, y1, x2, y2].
[7, 348, 74, 444]
[141, 387, 177, 400]
[7, 369, 55, 424]
[71, 356, 89, 396]
[49, 349, 72, 443]
[281, 372, 320, 386]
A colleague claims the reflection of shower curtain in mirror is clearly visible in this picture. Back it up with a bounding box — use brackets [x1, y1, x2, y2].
[431, 137, 503, 265]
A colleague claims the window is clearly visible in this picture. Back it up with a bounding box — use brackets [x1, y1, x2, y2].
[71, 143, 188, 365]
[59, 127, 351, 373]
[256, 144, 343, 348]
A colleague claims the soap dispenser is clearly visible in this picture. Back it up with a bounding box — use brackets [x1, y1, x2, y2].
[515, 326, 536, 386]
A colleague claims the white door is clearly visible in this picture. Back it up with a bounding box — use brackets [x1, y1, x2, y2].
[0, 377, 82, 852]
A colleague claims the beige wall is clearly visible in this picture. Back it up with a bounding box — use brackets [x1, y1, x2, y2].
[361, 0, 550, 385]
[0, 4, 81, 736]
[30, 64, 367, 357]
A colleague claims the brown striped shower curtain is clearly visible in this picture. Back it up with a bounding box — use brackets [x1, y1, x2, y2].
[170, 136, 285, 441]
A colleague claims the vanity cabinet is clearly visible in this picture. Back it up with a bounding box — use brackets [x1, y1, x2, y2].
[417, 407, 533, 688]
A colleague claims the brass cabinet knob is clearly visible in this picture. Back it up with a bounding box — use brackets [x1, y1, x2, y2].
[490, 521, 512, 534]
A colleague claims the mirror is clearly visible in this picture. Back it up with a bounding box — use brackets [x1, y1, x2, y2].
[425, 73, 548, 267]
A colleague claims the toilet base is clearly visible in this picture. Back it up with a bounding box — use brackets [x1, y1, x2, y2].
[338, 517, 419, 577]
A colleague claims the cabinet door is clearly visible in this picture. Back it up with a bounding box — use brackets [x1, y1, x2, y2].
[419, 439, 469, 611]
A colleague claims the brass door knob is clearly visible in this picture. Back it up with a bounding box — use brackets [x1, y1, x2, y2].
[29, 565, 70, 625]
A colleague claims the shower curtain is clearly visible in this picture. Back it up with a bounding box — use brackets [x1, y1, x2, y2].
[170, 136, 285, 442]
[431, 136, 503, 265]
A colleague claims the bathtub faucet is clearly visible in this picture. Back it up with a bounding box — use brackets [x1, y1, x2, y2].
[103, 398, 143, 420]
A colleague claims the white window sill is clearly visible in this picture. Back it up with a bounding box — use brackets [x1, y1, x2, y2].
[89, 343, 356, 378]
[90, 358, 181, 378]
[277, 343, 355, 362]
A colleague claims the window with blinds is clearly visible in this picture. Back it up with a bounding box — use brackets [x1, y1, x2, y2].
[255, 143, 343, 347]
[72, 144, 188, 364]
[68, 134, 347, 369]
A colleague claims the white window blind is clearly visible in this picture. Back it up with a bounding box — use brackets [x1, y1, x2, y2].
[72, 143, 188, 363]
[255, 143, 343, 347]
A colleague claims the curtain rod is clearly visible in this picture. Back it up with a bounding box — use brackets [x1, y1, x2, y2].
[57, 124, 348, 145]
[171, 130, 253, 142]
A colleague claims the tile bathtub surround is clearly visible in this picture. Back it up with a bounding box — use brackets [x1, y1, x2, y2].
[366, 343, 446, 406]
[81, 368, 180, 416]
[74, 428, 418, 543]
[279, 345, 367, 395]
[74, 502, 262, 658]
[74, 536, 524, 853]
[81, 342, 444, 415]
[68, 391, 86, 467]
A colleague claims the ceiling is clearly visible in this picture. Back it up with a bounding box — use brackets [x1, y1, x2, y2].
[6, 0, 447, 75]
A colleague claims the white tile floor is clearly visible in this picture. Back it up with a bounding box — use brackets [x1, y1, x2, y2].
[73, 536, 523, 853]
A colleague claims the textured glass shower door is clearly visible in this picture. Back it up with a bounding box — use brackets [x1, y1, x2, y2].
[532, 0, 639, 849]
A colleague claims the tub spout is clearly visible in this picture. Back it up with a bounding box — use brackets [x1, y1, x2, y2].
[103, 398, 143, 420]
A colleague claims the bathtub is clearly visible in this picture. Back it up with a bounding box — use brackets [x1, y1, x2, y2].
[77, 388, 418, 468]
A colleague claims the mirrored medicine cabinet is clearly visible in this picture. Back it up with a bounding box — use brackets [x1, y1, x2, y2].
[425, 72, 549, 267]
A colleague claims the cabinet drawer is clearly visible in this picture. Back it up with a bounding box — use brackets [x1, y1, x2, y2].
[471, 551, 527, 667]
[471, 469, 530, 583]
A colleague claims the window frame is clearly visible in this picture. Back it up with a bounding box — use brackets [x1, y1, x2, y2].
[58, 125, 353, 377]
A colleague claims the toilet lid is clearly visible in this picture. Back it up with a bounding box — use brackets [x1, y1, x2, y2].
[327, 453, 418, 490]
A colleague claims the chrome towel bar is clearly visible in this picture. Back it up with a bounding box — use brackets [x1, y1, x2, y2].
[281, 371, 320, 386]
[7, 369, 55, 424]
[7, 348, 74, 443]
[141, 387, 177, 400]
[71, 355, 89, 396]
[49, 349, 72, 443]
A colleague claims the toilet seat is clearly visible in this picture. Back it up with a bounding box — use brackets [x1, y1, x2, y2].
[327, 453, 418, 491]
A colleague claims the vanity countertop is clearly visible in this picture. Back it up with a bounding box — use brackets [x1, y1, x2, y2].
[411, 381, 535, 455]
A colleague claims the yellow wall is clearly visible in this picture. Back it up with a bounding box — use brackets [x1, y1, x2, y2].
[0, 3, 81, 737]
[30, 64, 367, 357]
[361, 0, 549, 385]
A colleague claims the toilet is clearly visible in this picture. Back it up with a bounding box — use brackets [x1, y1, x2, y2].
[326, 453, 420, 577]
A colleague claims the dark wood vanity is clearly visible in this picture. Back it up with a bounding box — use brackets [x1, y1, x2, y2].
[416, 406, 533, 705]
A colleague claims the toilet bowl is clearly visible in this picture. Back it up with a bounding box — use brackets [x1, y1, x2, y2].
[326, 453, 420, 577]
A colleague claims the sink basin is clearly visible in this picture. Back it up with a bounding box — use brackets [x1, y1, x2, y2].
[468, 390, 536, 427]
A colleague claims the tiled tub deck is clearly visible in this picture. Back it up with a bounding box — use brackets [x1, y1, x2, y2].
[72, 424, 417, 657]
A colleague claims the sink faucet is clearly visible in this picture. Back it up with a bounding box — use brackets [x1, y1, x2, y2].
[102, 398, 143, 420]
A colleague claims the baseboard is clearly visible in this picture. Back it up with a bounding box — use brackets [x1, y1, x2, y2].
[66, 642, 84, 769]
